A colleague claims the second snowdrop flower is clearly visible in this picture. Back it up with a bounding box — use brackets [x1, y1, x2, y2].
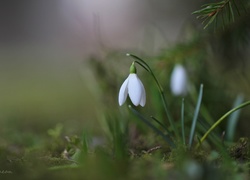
[118, 62, 146, 107]
[170, 64, 188, 96]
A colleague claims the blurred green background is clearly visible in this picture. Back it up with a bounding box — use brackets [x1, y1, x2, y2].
[0, 1, 250, 179]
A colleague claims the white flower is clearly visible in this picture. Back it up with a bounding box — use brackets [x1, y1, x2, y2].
[170, 64, 188, 96]
[118, 63, 146, 106]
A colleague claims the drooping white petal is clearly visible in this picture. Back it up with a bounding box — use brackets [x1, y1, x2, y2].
[118, 76, 129, 106]
[139, 79, 146, 107]
[170, 64, 188, 96]
[128, 74, 142, 106]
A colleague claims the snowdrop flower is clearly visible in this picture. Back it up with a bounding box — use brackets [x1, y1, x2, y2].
[118, 62, 146, 106]
[170, 64, 188, 96]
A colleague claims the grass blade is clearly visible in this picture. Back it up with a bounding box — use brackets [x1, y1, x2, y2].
[226, 94, 244, 141]
[188, 84, 203, 149]
[181, 98, 185, 145]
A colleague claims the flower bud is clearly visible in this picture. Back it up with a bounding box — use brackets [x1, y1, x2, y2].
[170, 64, 188, 96]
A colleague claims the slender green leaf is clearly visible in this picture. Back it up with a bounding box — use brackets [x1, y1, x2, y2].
[226, 94, 244, 141]
[181, 98, 185, 145]
[189, 84, 203, 149]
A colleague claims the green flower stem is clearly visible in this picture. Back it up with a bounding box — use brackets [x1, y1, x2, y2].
[195, 101, 250, 149]
[159, 87, 179, 139]
[127, 53, 179, 139]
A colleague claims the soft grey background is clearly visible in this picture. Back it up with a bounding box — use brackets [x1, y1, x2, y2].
[0, 0, 203, 125]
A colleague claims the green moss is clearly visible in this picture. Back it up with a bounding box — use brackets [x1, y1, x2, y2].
[228, 137, 249, 162]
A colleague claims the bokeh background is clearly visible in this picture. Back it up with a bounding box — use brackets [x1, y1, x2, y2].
[0, 0, 201, 134]
[0, 0, 249, 159]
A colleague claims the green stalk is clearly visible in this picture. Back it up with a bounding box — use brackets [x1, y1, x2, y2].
[195, 101, 250, 149]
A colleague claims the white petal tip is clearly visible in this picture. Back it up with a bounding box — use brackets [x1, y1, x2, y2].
[118, 99, 126, 106]
[140, 102, 146, 107]
[118, 102, 124, 106]
[126, 53, 130, 56]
